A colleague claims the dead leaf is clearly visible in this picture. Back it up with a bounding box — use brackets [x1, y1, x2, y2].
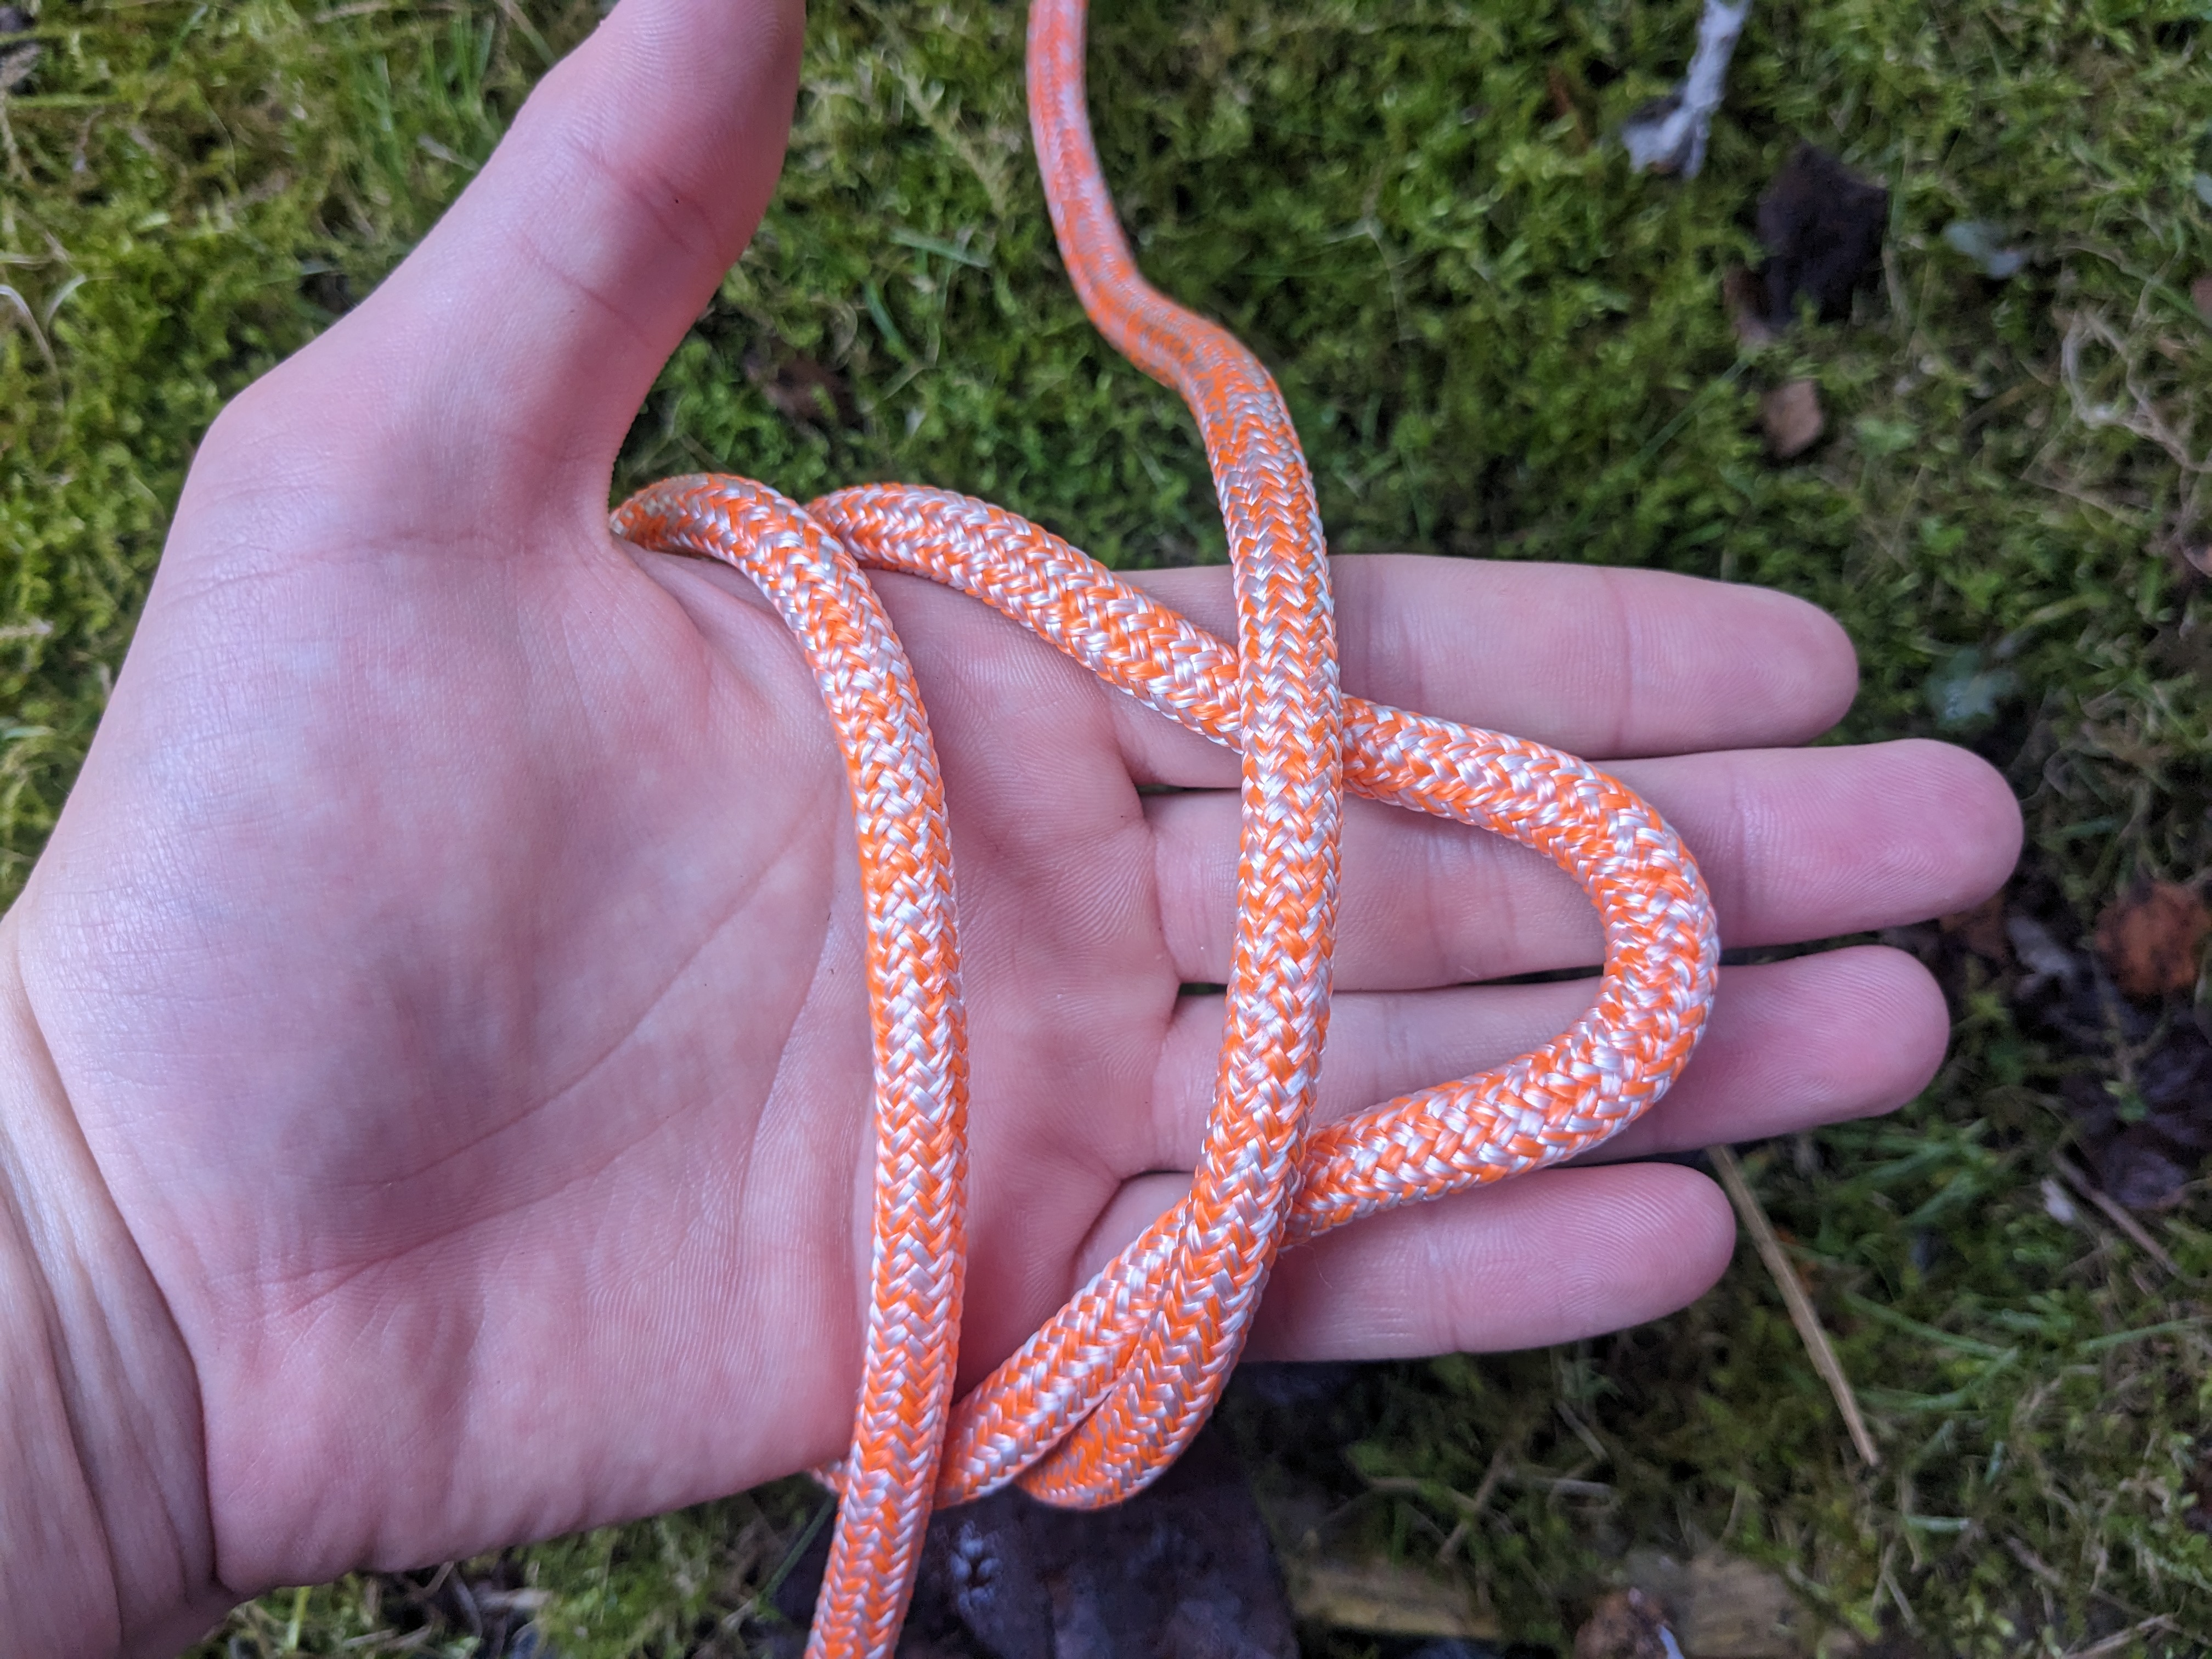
[2007, 911, 2081, 992]
[1577, 1588, 1674, 1659]
[1756, 145, 1887, 325]
[1290, 1558, 1498, 1640]
[1761, 380, 1824, 459]
[1939, 891, 2008, 961]
[1619, 0, 1746, 179]
[2093, 879, 2209, 999]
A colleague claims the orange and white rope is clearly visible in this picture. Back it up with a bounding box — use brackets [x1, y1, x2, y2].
[610, 2, 1719, 1652]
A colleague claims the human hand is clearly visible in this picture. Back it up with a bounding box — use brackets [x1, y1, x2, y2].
[0, 0, 2019, 1647]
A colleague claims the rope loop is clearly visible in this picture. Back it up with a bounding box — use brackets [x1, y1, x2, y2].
[610, 1, 1720, 1652]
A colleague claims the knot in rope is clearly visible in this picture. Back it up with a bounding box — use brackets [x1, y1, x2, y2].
[611, 3, 1720, 1655]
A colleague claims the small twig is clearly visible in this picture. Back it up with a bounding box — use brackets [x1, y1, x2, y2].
[1465, 1441, 1513, 1516]
[1876, 1548, 1921, 1633]
[2064, 1616, 2177, 1658]
[1510, 1473, 1613, 1498]
[1710, 1146, 1881, 1467]
[1364, 1472, 1488, 1516]
[2052, 1152, 2181, 1276]
[2006, 1535, 2066, 1588]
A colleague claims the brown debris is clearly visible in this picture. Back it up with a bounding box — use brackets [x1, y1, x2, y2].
[1547, 62, 1592, 150]
[1760, 379, 1826, 459]
[0, 4, 32, 92]
[1722, 266, 1779, 348]
[0, 38, 38, 92]
[1939, 891, 2008, 962]
[744, 340, 859, 430]
[1576, 1587, 1674, 1659]
[2053, 1150, 2185, 1259]
[2092, 879, 2209, 1000]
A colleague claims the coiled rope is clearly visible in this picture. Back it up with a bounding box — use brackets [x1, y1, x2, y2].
[610, 3, 1721, 1653]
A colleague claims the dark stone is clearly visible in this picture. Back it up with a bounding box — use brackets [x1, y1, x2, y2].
[1756, 143, 1888, 325]
[1226, 1360, 1358, 1411]
[777, 1424, 1295, 1658]
[916, 1424, 1295, 1659]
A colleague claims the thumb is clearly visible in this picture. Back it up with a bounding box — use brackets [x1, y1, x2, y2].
[252, 0, 804, 516]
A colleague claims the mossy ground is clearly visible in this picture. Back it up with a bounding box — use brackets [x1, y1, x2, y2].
[6, 0, 2212, 1652]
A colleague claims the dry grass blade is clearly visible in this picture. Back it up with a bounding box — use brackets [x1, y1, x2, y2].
[1709, 1146, 1881, 1468]
[2063, 1614, 2177, 1657]
[2052, 1153, 2182, 1276]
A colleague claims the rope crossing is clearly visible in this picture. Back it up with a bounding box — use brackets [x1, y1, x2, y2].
[610, 3, 1722, 1653]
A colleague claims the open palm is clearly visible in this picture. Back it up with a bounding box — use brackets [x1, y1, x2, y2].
[1, 0, 2017, 1635]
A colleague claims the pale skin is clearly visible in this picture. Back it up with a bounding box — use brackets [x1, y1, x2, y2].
[0, 0, 2022, 1651]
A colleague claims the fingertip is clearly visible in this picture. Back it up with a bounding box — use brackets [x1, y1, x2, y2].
[1638, 1161, 1740, 1301]
[1658, 946, 1950, 1148]
[1883, 739, 2024, 911]
[1539, 1162, 1738, 1337]
[1734, 582, 1860, 742]
[1816, 944, 1953, 1108]
[1252, 1164, 1739, 1361]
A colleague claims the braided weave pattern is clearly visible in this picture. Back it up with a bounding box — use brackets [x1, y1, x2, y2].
[608, 1, 1720, 1652]
[1013, 0, 1346, 1514]
[607, 481, 969, 1659]
[805, 484, 1719, 1507]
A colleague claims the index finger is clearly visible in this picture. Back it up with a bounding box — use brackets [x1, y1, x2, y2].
[1113, 554, 1858, 782]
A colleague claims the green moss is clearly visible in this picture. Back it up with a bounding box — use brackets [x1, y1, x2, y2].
[7, 0, 2212, 1652]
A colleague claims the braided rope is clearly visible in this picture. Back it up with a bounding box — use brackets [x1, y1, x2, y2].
[610, 1, 1719, 1652]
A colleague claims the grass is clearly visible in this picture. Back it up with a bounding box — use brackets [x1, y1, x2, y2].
[5, 0, 2212, 1652]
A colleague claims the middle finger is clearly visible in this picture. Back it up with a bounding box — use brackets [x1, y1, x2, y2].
[1147, 738, 2018, 989]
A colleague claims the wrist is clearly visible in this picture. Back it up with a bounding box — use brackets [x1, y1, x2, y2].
[0, 917, 230, 1657]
